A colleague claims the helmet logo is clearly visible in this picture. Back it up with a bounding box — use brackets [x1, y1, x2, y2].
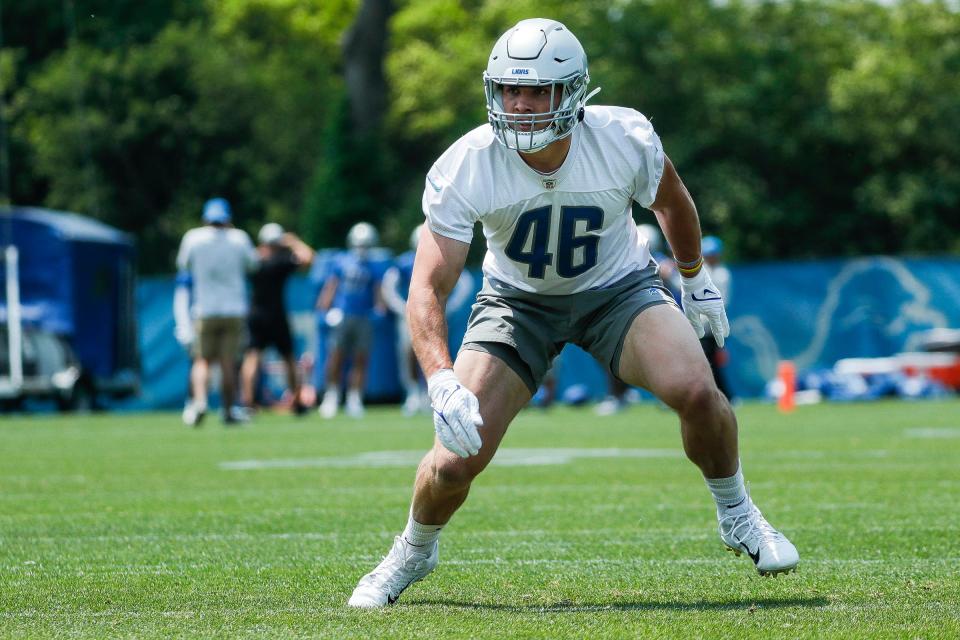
[505, 67, 538, 80]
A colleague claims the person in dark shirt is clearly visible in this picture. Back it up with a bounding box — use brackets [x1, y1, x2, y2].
[240, 223, 315, 414]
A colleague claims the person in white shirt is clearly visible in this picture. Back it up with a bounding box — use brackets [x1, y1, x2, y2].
[347, 19, 798, 608]
[175, 198, 258, 425]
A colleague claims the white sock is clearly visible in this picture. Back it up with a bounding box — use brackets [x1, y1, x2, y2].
[346, 389, 362, 405]
[402, 513, 443, 548]
[705, 462, 748, 515]
[323, 386, 339, 402]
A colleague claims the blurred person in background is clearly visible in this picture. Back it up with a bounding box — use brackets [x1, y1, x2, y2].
[240, 223, 315, 415]
[176, 198, 258, 426]
[348, 19, 797, 608]
[382, 224, 475, 416]
[700, 236, 733, 401]
[316, 222, 385, 419]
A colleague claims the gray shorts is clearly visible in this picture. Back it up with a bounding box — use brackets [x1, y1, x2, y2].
[459, 263, 678, 393]
[328, 315, 374, 354]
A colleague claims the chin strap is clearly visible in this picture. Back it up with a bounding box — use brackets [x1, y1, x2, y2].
[577, 87, 602, 122]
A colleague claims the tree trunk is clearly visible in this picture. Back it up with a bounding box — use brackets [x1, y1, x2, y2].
[341, 0, 394, 135]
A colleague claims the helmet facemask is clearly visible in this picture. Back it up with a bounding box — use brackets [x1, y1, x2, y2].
[483, 74, 589, 153]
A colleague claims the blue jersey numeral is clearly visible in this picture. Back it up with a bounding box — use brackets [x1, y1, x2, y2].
[557, 206, 603, 277]
[505, 206, 604, 279]
[505, 206, 553, 279]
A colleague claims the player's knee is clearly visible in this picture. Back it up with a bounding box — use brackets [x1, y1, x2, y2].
[430, 455, 476, 489]
[674, 377, 724, 422]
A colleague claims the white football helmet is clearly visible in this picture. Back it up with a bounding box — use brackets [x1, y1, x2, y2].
[483, 19, 599, 153]
[258, 222, 284, 245]
[347, 222, 379, 249]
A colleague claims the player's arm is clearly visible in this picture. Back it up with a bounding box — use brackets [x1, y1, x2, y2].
[407, 228, 468, 378]
[380, 267, 406, 316]
[241, 232, 259, 272]
[649, 155, 729, 345]
[316, 276, 339, 311]
[175, 232, 192, 273]
[172, 235, 195, 346]
[649, 155, 701, 266]
[373, 276, 387, 315]
[282, 232, 315, 269]
[409, 227, 482, 457]
[172, 272, 194, 347]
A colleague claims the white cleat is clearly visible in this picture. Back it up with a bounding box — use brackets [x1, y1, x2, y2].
[182, 401, 206, 427]
[223, 405, 251, 426]
[594, 396, 625, 416]
[345, 391, 365, 419]
[346, 399, 365, 419]
[347, 536, 438, 608]
[718, 499, 799, 576]
[319, 391, 338, 419]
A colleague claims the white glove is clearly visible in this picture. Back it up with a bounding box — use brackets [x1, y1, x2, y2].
[680, 266, 730, 347]
[428, 369, 483, 458]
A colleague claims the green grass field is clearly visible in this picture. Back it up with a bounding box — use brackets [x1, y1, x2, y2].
[2, 400, 959, 638]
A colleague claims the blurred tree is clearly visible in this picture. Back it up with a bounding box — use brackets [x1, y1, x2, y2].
[0, 1, 207, 205]
[343, 0, 394, 134]
[10, 0, 350, 272]
[301, 0, 399, 250]
[0, 0, 204, 69]
[829, 0, 960, 255]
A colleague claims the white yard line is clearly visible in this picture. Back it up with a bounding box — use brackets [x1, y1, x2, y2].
[219, 448, 680, 471]
[904, 427, 960, 439]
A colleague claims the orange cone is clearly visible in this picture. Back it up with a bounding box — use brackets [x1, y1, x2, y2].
[777, 360, 796, 413]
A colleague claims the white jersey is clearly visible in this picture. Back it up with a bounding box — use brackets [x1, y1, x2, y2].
[423, 105, 665, 295]
[176, 226, 258, 318]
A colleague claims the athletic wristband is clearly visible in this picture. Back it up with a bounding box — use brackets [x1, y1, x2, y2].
[676, 255, 703, 276]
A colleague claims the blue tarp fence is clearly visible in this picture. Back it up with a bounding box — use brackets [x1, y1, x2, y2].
[125, 256, 960, 409]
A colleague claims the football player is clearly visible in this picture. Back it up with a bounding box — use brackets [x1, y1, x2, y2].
[316, 222, 385, 419]
[348, 18, 797, 608]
